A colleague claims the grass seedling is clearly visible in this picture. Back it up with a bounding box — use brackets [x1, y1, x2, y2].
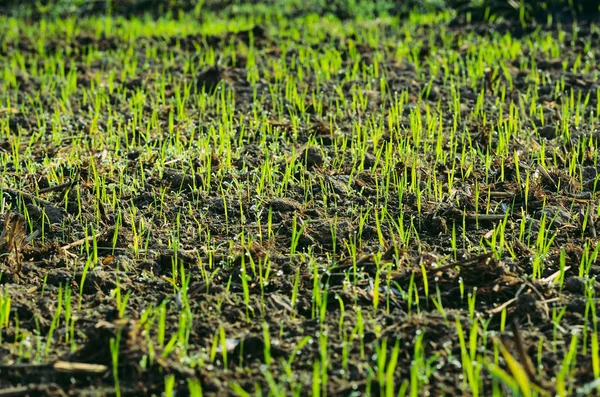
[0, 288, 10, 344]
[1, 4, 599, 395]
[110, 328, 123, 397]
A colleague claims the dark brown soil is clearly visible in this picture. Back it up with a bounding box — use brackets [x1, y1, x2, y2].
[0, 11, 599, 397]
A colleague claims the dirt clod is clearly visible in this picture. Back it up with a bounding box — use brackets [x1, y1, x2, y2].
[1, 4, 599, 396]
[196, 65, 224, 94]
[298, 146, 324, 169]
[269, 198, 302, 212]
[564, 276, 586, 294]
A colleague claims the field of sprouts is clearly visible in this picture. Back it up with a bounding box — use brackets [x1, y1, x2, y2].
[1, 1, 600, 396]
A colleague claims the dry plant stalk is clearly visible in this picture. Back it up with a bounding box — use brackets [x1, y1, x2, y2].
[0, 212, 26, 273]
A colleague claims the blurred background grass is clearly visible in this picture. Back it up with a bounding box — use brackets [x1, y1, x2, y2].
[1, 0, 598, 22]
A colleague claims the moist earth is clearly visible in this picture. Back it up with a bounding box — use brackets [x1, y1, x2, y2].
[0, 7, 599, 397]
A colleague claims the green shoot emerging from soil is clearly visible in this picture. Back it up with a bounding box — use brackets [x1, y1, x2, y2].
[0, 1, 599, 396]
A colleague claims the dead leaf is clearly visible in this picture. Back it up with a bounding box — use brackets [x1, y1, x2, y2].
[0, 212, 27, 273]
